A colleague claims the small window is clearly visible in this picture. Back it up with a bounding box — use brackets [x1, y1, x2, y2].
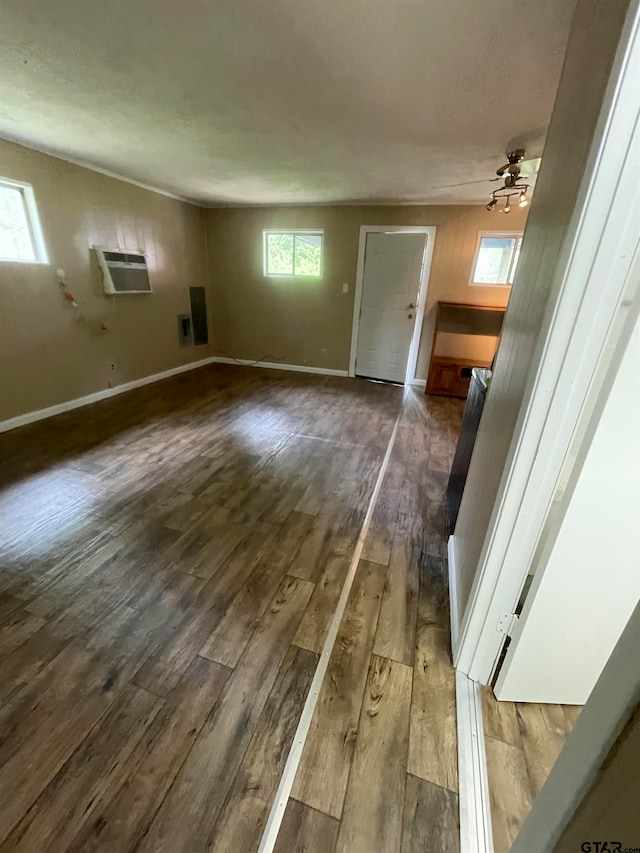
[0, 178, 48, 263]
[471, 233, 522, 286]
[263, 230, 323, 277]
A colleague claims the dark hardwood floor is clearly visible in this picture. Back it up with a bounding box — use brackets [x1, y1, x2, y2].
[0, 363, 463, 852]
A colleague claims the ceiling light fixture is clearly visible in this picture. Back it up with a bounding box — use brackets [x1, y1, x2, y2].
[485, 149, 531, 215]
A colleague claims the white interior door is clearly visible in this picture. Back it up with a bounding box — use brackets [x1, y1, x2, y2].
[494, 315, 640, 704]
[355, 232, 425, 383]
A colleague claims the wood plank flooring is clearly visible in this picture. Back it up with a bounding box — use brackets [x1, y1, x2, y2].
[482, 686, 583, 852]
[287, 385, 463, 852]
[0, 363, 463, 852]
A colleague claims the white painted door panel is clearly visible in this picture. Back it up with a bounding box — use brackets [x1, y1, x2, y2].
[495, 317, 640, 704]
[356, 232, 425, 383]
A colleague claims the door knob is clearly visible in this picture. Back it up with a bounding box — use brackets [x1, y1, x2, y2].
[408, 313, 414, 319]
[408, 303, 415, 309]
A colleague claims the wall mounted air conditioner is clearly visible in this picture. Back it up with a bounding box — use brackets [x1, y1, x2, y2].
[94, 247, 152, 294]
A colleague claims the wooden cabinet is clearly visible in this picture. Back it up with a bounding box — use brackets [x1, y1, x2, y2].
[426, 301, 505, 398]
[427, 357, 480, 398]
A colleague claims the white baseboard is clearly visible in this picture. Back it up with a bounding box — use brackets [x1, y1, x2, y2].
[0, 355, 350, 434]
[448, 535, 460, 654]
[209, 356, 349, 377]
[456, 670, 494, 853]
[450, 537, 493, 853]
[0, 355, 222, 434]
[408, 378, 427, 388]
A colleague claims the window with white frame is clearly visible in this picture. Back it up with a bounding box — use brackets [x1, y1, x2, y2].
[0, 178, 48, 263]
[471, 233, 522, 286]
[263, 230, 323, 277]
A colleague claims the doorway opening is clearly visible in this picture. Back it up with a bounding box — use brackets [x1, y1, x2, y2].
[348, 226, 436, 386]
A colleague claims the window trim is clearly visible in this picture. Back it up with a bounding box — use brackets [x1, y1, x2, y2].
[470, 231, 522, 287]
[263, 229, 324, 278]
[0, 177, 49, 264]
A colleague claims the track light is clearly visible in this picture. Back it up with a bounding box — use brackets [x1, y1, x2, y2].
[485, 149, 535, 213]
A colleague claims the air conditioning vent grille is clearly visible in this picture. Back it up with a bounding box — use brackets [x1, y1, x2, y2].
[94, 246, 152, 294]
[102, 250, 146, 265]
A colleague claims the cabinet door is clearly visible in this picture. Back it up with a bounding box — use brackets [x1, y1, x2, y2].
[428, 362, 460, 395]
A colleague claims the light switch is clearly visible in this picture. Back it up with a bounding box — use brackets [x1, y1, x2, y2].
[342, 282, 349, 293]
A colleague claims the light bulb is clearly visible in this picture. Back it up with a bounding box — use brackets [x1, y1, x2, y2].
[486, 199, 497, 211]
[504, 200, 511, 213]
[519, 192, 529, 208]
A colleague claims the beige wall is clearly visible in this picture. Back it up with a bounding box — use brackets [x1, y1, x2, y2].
[0, 140, 526, 421]
[452, 0, 631, 623]
[0, 139, 210, 422]
[204, 204, 528, 377]
[0, 136, 529, 423]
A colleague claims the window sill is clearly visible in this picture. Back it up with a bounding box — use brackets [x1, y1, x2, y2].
[0, 257, 49, 265]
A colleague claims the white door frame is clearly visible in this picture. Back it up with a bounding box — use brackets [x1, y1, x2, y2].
[348, 225, 436, 385]
[453, 2, 640, 683]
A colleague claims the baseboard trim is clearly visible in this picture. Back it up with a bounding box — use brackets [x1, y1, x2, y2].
[408, 378, 427, 388]
[209, 356, 349, 377]
[450, 536, 493, 853]
[448, 535, 460, 654]
[456, 670, 494, 853]
[0, 356, 224, 434]
[0, 355, 351, 434]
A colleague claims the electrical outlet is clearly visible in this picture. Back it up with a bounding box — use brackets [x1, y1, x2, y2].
[110, 362, 116, 371]
[56, 268, 66, 285]
[342, 282, 349, 293]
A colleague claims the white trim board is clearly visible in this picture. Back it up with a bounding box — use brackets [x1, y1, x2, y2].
[456, 671, 494, 853]
[0, 356, 349, 434]
[448, 535, 460, 653]
[452, 540, 494, 853]
[348, 225, 436, 385]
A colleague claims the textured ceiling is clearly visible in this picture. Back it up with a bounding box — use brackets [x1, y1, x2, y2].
[0, 0, 576, 205]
